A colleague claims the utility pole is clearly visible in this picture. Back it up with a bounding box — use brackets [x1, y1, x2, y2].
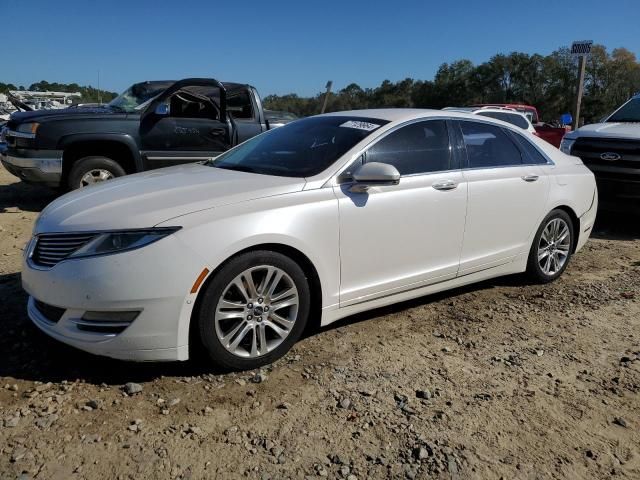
[320, 81, 333, 114]
[97, 69, 102, 105]
[570, 40, 592, 130]
[573, 55, 586, 130]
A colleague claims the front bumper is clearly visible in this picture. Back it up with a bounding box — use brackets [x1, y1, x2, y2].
[1, 149, 63, 187]
[22, 234, 210, 362]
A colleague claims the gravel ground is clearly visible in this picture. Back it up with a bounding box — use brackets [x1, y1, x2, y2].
[1, 167, 639, 480]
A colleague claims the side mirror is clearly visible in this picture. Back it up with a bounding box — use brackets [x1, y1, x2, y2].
[350, 162, 400, 192]
[154, 102, 170, 116]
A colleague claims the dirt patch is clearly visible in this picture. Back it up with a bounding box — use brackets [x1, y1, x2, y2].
[1, 167, 639, 479]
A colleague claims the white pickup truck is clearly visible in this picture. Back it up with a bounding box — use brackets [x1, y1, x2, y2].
[560, 94, 640, 211]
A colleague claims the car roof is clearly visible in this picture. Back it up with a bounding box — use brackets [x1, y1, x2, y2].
[319, 108, 529, 124]
[474, 108, 529, 118]
[319, 108, 482, 122]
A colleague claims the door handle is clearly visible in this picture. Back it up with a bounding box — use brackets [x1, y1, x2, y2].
[432, 180, 458, 191]
[210, 128, 226, 136]
[521, 174, 539, 182]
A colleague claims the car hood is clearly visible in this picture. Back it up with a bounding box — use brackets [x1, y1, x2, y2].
[10, 106, 129, 124]
[568, 122, 640, 140]
[34, 163, 306, 234]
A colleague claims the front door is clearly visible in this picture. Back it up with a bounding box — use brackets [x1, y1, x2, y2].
[334, 119, 468, 306]
[140, 84, 231, 169]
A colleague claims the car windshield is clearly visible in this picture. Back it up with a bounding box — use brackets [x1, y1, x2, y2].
[107, 81, 174, 113]
[210, 116, 389, 177]
[607, 98, 640, 123]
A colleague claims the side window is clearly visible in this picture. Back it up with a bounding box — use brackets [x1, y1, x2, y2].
[476, 111, 530, 130]
[365, 120, 452, 175]
[169, 88, 219, 119]
[227, 92, 255, 120]
[459, 121, 522, 168]
[510, 132, 549, 165]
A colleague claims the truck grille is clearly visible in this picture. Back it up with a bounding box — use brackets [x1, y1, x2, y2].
[32, 233, 97, 267]
[571, 137, 640, 170]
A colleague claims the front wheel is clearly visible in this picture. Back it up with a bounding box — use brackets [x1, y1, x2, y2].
[197, 251, 311, 370]
[527, 209, 574, 283]
[67, 156, 126, 190]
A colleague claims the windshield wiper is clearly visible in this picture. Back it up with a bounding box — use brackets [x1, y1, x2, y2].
[214, 164, 261, 174]
[108, 105, 128, 113]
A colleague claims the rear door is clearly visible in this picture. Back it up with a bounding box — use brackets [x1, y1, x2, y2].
[454, 120, 550, 274]
[227, 88, 267, 143]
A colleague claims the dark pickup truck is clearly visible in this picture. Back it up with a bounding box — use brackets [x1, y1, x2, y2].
[1, 78, 281, 190]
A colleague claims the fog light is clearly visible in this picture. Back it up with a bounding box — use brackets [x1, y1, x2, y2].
[74, 310, 140, 334]
[82, 311, 140, 322]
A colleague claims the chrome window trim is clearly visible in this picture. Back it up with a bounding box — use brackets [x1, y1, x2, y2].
[507, 129, 556, 166]
[327, 115, 557, 187]
[455, 118, 555, 170]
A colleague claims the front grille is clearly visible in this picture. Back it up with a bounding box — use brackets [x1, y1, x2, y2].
[32, 233, 97, 268]
[572, 137, 640, 171]
[34, 299, 66, 323]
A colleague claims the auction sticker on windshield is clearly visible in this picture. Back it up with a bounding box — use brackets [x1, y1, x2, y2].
[340, 120, 381, 131]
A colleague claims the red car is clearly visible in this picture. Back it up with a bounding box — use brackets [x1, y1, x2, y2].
[472, 104, 570, 148]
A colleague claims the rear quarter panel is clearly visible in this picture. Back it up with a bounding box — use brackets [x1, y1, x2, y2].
[543, 156, 597, 218]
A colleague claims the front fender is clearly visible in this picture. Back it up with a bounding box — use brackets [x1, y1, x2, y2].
[57, 133, 143, 171]
[163, 188, 341, 311]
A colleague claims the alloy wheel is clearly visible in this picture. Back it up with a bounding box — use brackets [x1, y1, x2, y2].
[214, 265, 299, 358]
[80, 169, 115, 187]
[537, 217, 571, 275]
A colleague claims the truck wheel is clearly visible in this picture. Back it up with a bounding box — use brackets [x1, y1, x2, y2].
[68, 156, 126, 190]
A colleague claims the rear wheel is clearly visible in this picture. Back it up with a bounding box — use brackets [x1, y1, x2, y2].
[198, 251, 310, 370]
[67, 156, 126, 190]
[527, 209, 574, 283]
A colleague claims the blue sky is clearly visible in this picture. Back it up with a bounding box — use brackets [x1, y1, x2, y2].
[1, 0, 639, 97]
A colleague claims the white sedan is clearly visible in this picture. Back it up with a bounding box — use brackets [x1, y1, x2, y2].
[443, 106, 537, 134]
[22, 109, 598, 369]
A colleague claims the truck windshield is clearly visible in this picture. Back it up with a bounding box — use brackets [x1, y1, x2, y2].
[210, 116, 389, 177]
[107, 81, 173, 113]
[607, 98, 640, 123]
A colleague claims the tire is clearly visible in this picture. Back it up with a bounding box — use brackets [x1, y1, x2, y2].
[197, 250, 311, 370]
[67, 156, 126, 190]
[527, 209, 574, 283]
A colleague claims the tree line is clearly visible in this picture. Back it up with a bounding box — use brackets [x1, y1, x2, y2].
[264, 44, 640, 124]
[2, 44, 638, 122]
[0, 81, 117, 104]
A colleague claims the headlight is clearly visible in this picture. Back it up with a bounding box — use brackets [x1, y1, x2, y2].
[68, 227, 181, 259]
[559, 137, 575, 154]
[16, 122, 40, 136]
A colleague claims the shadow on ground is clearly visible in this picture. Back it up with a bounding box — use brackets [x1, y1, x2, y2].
[0, 179, 57, 213]
[592, 208, 640, 241]
[1, 199, 638, 386]
[0, 268, 532, 386]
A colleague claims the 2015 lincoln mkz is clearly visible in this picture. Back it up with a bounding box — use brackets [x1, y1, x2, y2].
[22, 109, 598, 369]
